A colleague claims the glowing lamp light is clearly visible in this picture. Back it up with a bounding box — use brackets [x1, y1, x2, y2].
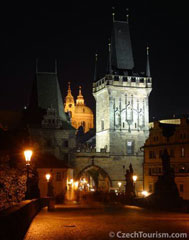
[68, 179, 73, 185]
[141, 191, 148, 197]
[118, 182, 122, 188]
[83, 178, 87, 183]
[45, 173, 51, 182]
[133, 175, 138, 182]
[24, 150, 33, 165]
[74, 181, 79, 188]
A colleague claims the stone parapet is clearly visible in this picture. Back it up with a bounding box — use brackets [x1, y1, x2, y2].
[93, 74, 152, 93]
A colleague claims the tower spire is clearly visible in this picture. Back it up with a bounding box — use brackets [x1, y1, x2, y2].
[76, 86, 85, 106]
[111, 8, 134, 72]
[108, 40, 112, 74]
[146, 45, 151, 77]
[93, 53, 98, 82]
[126, 8, 129, 23]
[112, 7, 115, 22]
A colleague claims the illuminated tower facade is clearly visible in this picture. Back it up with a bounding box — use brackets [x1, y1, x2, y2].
[93, 15, 152, 190]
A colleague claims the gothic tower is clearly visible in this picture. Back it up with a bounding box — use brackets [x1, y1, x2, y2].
[92, 13, 152, 190]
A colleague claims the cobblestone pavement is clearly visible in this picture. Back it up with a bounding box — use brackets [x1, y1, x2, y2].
[24, 203, 189, 240]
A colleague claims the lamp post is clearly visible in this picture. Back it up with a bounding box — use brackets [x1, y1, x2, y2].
[45, 173, 52, 197]
[132, 175, 137, 196]
[24, 150, 33, 199]
[118, 182, 122, 192]
[45, 173, 55, 211]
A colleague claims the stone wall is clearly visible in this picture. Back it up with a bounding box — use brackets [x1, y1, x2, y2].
[0, 198, 47, 240]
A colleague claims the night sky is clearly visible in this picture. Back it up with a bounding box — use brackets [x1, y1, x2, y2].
[0, 1, 189, 121]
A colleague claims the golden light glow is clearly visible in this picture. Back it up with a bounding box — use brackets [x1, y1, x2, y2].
[74, 181, 79, 189]
[141, 191, 148, 197]
[133, 175, 138, 182]
[82, 178, 87, 183]
[45, 173, 51, 182]
[118, 182, 122, 187]
[24, 150, 33, 165]
[68, 179, 73, 185]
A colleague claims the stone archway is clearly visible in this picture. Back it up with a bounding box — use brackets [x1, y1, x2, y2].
[77, 165, 112, 192]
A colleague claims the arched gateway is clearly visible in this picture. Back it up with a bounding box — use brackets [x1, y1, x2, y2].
[76, 164, 112, 192]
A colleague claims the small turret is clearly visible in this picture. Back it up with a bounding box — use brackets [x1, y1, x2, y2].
[146, 45, 151, 77]
[64, 82, 75, 114]
[76, 86, 85, 106]
[107, 41, 112, 74]
[93, 53, 98, 82]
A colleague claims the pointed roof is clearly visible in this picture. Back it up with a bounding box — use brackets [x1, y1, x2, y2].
[76, 86, 85, 106]
[65, 82, 75, 104]
[146, 46, 151, 77]
[29, 64, 67, 122]
[111, 19, 134, 70]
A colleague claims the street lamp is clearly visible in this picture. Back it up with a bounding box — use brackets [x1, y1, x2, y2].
[141, 191, 148, 197]
[45, 173, 52, 197]
[132, 175, 137, 197]
[118, 182, 122, 193]
[24, 150, 33, 199]
[133, 175, 137, 182]
[45, 173, 51, 182]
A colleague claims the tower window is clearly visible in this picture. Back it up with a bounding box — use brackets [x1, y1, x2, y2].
[101, 120, 104, 130]
[126, 140, 134, 155]
[69, 104, 72, 108]
[123, 122, 125, 128]
[63, 140, 68, 148]
[149, 151, 156, 159]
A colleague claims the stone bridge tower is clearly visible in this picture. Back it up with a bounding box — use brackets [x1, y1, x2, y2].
[92, 15, 152, 191]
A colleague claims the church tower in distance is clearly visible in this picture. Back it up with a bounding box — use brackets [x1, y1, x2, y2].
[93, 13, 152, 190]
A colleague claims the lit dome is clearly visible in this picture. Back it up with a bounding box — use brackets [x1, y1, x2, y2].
[74, 105, 93, 115]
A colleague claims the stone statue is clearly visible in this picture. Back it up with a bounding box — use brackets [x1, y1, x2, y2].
[125, 163, 135, 200]
[146, 148, 181, 209]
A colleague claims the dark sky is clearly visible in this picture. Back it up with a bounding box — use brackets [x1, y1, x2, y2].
[0, 1, 189, 121]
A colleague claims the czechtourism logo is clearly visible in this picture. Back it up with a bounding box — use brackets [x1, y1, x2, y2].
[108, 231, 188, 239]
